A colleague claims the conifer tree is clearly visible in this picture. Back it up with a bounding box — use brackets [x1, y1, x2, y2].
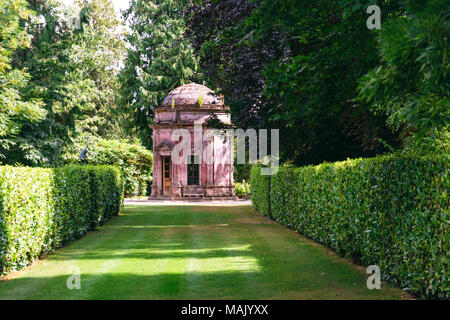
[118, 0, 199, 147]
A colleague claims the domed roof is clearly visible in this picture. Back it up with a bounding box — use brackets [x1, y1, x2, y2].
[160, 83, 226, 109]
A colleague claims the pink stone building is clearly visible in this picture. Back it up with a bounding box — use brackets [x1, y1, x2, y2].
[150, 83, 235, 199]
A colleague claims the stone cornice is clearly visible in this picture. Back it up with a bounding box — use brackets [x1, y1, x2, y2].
[150, 123, 235, 130]
[153, 105, 231, 113]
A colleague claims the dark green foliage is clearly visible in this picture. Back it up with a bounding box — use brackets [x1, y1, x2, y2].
[118, 0, 200, 148]
[249, 165, 271, 217]
[2, 0, 126, 166]
[62, 138, 152, 196]
[186, 1, 403, 165]
[0, 165, 123, 275]
[251, 157, 449, 299]
[358, 0, 449, 140]
[0, 0, 46, 161]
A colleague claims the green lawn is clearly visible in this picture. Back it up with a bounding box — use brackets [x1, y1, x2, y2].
[0, 204, 407, 299]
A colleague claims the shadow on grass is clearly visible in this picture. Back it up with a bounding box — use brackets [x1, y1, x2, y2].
[0, 205, 406, 300]
[0, 270, 388, 300]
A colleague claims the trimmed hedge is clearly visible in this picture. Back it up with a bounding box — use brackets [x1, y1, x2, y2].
[250, 166, 271, 217]
[0, 165, 123, 275]
[251, 156, 449, 299]
[63, 138, 152, 197]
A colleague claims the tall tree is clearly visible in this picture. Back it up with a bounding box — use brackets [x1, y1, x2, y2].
[118, 0, 199, 147]
[187, 0, 403, 165]
[0, 0, 46, 162]
[358, 0, 449, 152]
[4, 0, 126, 165]
[71, 0, 126, 140]
[186, 0, 263, 128]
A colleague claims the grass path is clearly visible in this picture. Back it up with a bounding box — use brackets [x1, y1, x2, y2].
[0, 204, 407, 299]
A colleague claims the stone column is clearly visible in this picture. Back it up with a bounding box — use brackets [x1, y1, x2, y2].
[205, 138, 214, 197]
[151, 151, 158, 197]
[172, 157, 182, 199]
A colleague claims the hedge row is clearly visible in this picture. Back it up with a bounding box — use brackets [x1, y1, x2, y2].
[0, 165, 123, 275]
[250, 156, 449, 299]
[63, 138, 152, 196]
[250, 167, 271, 216]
